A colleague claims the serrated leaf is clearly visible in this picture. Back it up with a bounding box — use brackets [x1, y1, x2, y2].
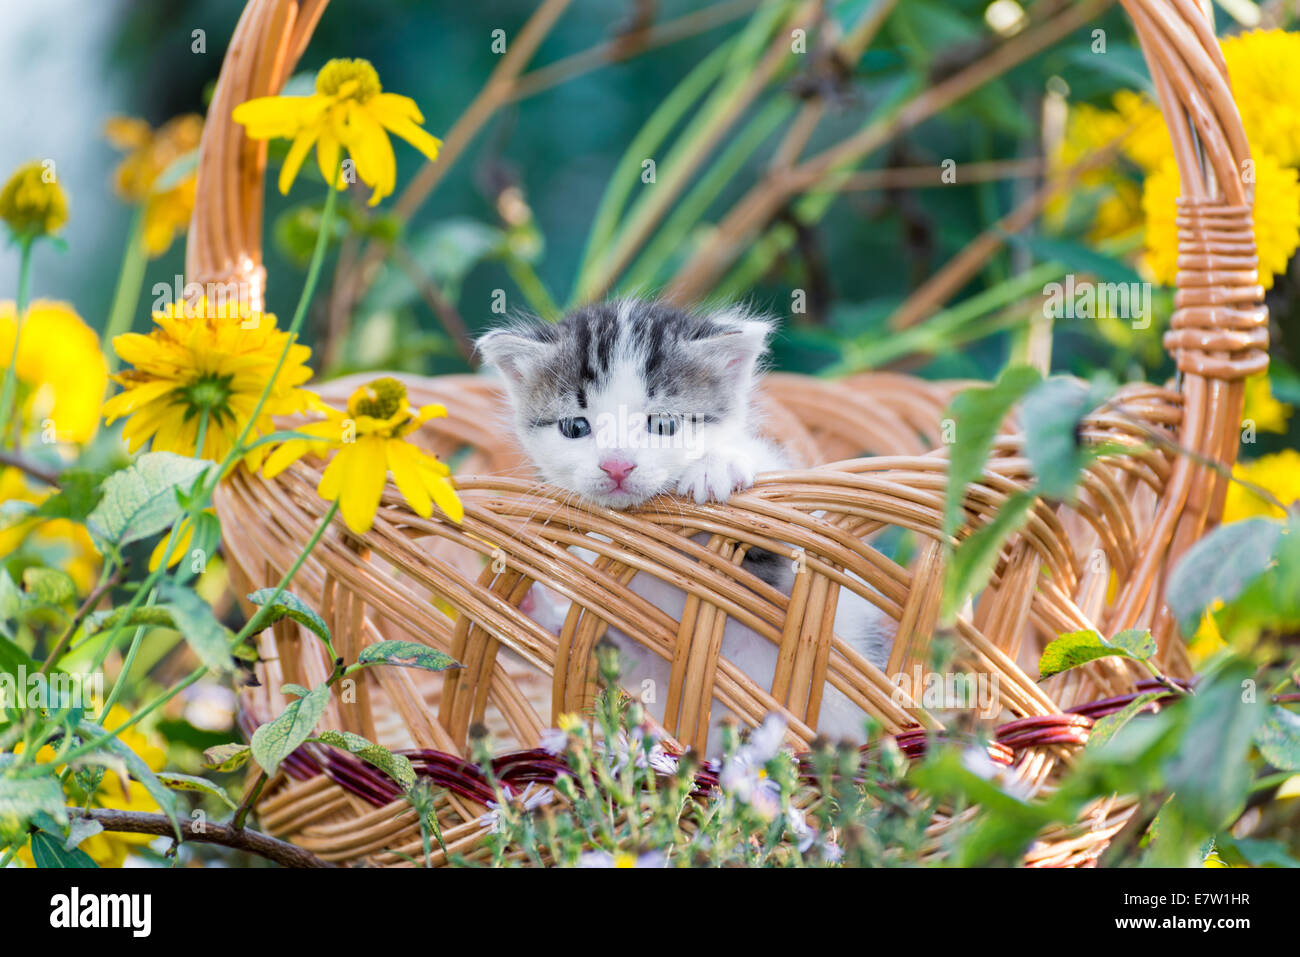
[1166, 518, 1284, 634]
[250, 683, 331, 777]
[942, 365, 1041, 539]
[1086, 692, 1165, 750]
[201, 743, 251, 773]
[21, 567, 76, 606]
[87, 452, 210, 546]
[156, 772, 238, 810]
[1022, 376, 1114, 500]
[156, 583, 235, 676]
[315, 730, 416, 791]
[1255, 705, 1300, 771]
[247, 588, 330, 644]
[0, 776, 68, 842]
[356, 640, 461, 673]
[30, 829, 97, 868]
[280, 683, 312, 699]
[1039, 630, 1144, 679]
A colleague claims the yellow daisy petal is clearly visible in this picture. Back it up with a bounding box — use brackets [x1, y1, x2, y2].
[386, 439, 433, 518]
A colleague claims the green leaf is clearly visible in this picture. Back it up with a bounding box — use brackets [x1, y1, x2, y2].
[1163, 660, 1265, 828]
[247, 588, 330, 645]
[1166, 518, 1284, 634]
[1021, 376, 1114, 500]
[314, 730, 416, 791]
[30, 829, 97, 868]
[942, 365, 1041, 539]
[1214, 835, 1300, 868]
[21, 567, 76, 606]
[156, 772, 238, 810]
[64, 816, 103, 853]
[77, 719, 179, 835]
[0, 776, 67, 844]
[1110, 628, 1156, 661]
[1254, 705, 1300, 771]
[355, 640, 461, 674]
[942, 489, 1036, 620]
[31, 469, 108, 523]
[1039, 629, 1149, 679]
[87, 452, 210, 546]
[1086, 692, 1165, 751]
[0, 569, 25, 639]
[201, 743, 251, 773]
[156, 583, 235, 676]
[250, 683, 331, 777]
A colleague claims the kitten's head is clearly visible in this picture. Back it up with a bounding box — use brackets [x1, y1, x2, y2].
[477, 300, 772, 508]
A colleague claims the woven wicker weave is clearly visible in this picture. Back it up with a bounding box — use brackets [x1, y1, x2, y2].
[189, 0, 1265, 866]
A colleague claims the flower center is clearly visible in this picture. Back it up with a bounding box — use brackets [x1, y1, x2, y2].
[348, 377, 408, 421]
[315, 58, 382, 103]
[183, 374, 233, 414]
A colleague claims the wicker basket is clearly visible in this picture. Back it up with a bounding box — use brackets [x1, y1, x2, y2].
[189, 0, 1265, 866]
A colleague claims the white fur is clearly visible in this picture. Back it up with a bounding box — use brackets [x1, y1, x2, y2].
[478, 303, 896, 753]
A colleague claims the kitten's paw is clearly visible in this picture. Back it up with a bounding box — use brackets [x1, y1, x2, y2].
[676, 449, 756, 504]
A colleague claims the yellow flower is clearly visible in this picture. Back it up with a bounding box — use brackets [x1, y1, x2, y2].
[1110, 89, 1169, 173]
[1221, 30, 1300, 169]
[0, 161, 67, 239]
[105, 114, 204, 257]
[102, 296, 319, 471]
[148, 508, 215, 572]
[1242, 372, 1291, 434]
[263, 376, 462, 533]
[15, 705, 167, 868]
[1045, 102, 1145, 242]
[1222, 449, 1300, 524]
[0, 300, 108, 443]
[232, 57, 441, 206]
[1142, 152, 1300, 289]
[0, 468, 101, 593]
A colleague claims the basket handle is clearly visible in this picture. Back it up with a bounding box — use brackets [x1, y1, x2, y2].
[185, 0, 1263, 571]
[185, 0, 330, 311]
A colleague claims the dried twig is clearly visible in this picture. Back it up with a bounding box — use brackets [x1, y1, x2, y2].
[0, 450, 61, 487]
[665, 0, 1114, 303]
[69, 807, 336, 868]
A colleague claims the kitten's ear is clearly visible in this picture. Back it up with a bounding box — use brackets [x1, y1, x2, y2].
[476, 329, 553, 388]
[697, 314, 774, 383]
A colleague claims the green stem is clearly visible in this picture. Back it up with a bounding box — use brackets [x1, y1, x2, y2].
[0, 237, 35, 448]
[102, 207, 148, 373]
[33, 500, 341, 775]
[209, 166, 341, 485]
[505, 257, 559, 321]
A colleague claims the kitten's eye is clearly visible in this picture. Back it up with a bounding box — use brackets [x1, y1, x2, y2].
[557, 417, 591, 439]
[646, 413, 678, 437]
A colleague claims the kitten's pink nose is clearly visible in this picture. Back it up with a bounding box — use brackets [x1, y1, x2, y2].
[599, 458, 637, 488]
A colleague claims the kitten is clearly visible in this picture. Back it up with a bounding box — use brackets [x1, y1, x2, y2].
[478, 300, 894, 747]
